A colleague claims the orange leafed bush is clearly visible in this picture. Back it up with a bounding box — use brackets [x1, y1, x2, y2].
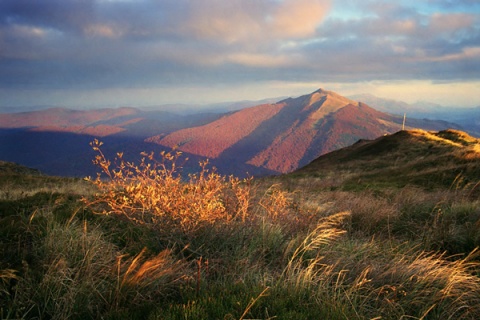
[84, 139, 253, 233]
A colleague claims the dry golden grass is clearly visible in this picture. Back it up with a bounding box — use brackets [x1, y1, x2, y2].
[367, 248, 480, 319]
[118, 248, 182, 288]
[0, 176, 94, 201]
[281, 211, 350, 287]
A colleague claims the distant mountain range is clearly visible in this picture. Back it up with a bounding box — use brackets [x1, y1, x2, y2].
[349, 93, 480, 135]
[0, 97, 284, 116]
[0, 88, 470, 177]
[0, 107, 222, 177]
[348, 93, 446, 116]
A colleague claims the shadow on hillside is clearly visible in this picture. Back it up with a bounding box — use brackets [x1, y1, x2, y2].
[0, 128, 277, 178]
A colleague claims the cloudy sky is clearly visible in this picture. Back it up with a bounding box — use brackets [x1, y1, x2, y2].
[1, 0, 479, 108]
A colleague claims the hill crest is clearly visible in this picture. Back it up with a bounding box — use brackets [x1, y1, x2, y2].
[295, 129, 480, 190]
[0, 160, 41, 176]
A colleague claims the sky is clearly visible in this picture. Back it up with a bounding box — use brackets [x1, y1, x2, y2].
[0, 0, 479, 109]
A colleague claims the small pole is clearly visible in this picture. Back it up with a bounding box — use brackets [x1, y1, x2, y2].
[402, 113, 406, 130]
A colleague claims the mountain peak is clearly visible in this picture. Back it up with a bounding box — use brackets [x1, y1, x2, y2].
[313, 87, 330, 94]
[303, 88, 358, 119]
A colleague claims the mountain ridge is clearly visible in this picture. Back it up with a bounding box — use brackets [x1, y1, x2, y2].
[349, 93, 480, 136]
[0, 88, 468, 177]
[147, 88, 463, 174]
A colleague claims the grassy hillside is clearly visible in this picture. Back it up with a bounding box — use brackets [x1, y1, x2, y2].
[295, 129, 480, 192]
[1, 132, 480, 319]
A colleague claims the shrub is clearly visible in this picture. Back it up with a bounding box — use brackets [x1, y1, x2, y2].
[84, 140, 253, 237]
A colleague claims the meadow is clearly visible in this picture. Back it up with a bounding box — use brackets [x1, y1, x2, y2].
[1, 135, 479, 319]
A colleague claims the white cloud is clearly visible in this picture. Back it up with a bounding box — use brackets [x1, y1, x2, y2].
[226, 52, 297, 67]
[270, 0, 331, 38]
[182, 0, 331, 44]
[429, 12, 475, 33]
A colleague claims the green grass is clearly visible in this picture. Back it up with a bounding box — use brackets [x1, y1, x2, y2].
[1, 139, 480, 319]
